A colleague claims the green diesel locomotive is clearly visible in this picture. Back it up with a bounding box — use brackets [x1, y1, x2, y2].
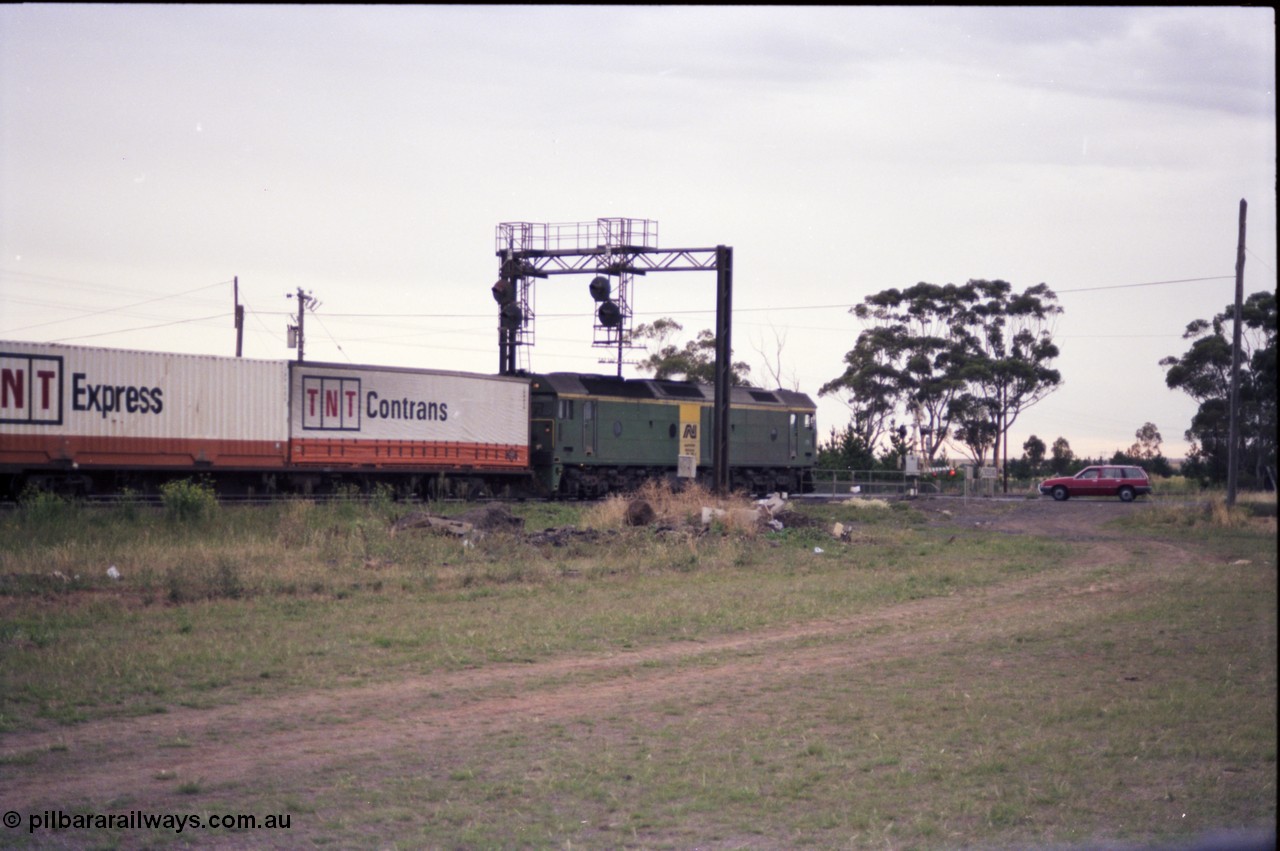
[529, 373, 816, 498]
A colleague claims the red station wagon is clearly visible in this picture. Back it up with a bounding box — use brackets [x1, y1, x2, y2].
[1038, 465, 1153, 502]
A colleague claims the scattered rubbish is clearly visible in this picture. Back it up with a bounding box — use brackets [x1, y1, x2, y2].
[390, 513, 475, 538]
[700, 505, 767, 530]
[106, 565, 121, 581]
[755, 493, 787, 518]
[699, 492, 793, 532]
[454, 503, 525, 531]
[770, 509, 823, 530]
[827, 520, 858, 543]
[813, 547, 824, 554]
[390, 503, 524, 538]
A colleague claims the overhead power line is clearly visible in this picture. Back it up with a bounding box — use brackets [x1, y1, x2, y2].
[1, 279, 231, 335]
[1, 273, 1243, 341]
[247, 274, 1238, 320]
[49, 313, 228, 343]
[1053, 276, 1233, 294]
[1244, 246, 1274, 276]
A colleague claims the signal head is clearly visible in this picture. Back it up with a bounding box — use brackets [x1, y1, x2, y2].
[500, 301, 523, 329]
[597, 299, 622, 328]
[588, 276, 611, 303]
[492, 278, 516, 305]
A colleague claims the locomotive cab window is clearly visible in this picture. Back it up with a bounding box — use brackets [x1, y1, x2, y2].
[558, 399, 574, 420]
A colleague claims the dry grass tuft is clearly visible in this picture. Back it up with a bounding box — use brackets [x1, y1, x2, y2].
[1209, 493, 1277, 530]
[840, 497, 891, 510]
[579, 495, 630, 530]
[581, 479, 761, 531]
[1209, 496, 1245, 528]
[1142, 492, 1277, 532]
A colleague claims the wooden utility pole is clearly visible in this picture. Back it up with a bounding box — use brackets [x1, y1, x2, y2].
[1227, 199, 1247, 506]
[233, 276, 244, 357]
[288, 288, 314, 363]
[296, 287, 307, 363]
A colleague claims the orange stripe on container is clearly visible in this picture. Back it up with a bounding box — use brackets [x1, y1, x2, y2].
[0, 435, 288, 469]
[289, 439, 528, 470]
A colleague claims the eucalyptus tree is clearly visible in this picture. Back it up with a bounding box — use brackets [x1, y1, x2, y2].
[819, 282, 970, 462]
[950, 279, 1064, 477]
[822, 279, 1063, 474]
[1050, 436, 1075, 475]
[1022, 434, 1047, 476]
[1160, 290, 1276, 486]
[630, 318, 753, 386]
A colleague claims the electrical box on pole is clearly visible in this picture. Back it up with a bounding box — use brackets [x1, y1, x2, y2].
[286, 288, 318, 363]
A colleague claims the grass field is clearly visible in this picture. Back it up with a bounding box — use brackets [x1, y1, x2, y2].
[0, 487, 1274, 849]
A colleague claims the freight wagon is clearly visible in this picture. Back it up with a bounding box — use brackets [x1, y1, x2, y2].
[1, 342, 288, 493]
[0, 341, 530, 498]
[285, 360, 529, 498]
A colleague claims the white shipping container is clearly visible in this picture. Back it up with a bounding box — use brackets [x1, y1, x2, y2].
[288, 362, 529, 470]
[1, 340, 289, 469]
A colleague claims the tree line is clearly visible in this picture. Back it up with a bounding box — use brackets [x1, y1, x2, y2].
[630, 283, 1276, 489]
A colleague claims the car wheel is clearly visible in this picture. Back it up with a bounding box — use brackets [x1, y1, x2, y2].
[1118, 487, 1135, 502]
[1051, 485, 1068, 502]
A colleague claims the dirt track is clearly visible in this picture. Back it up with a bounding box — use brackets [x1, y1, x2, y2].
[0, 498, 1203, 847]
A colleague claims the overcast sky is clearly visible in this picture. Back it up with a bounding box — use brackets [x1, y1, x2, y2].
[1, 5, 1275, 462]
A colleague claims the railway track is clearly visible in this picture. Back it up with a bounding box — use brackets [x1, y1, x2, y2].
[0, 492, 510, 510]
